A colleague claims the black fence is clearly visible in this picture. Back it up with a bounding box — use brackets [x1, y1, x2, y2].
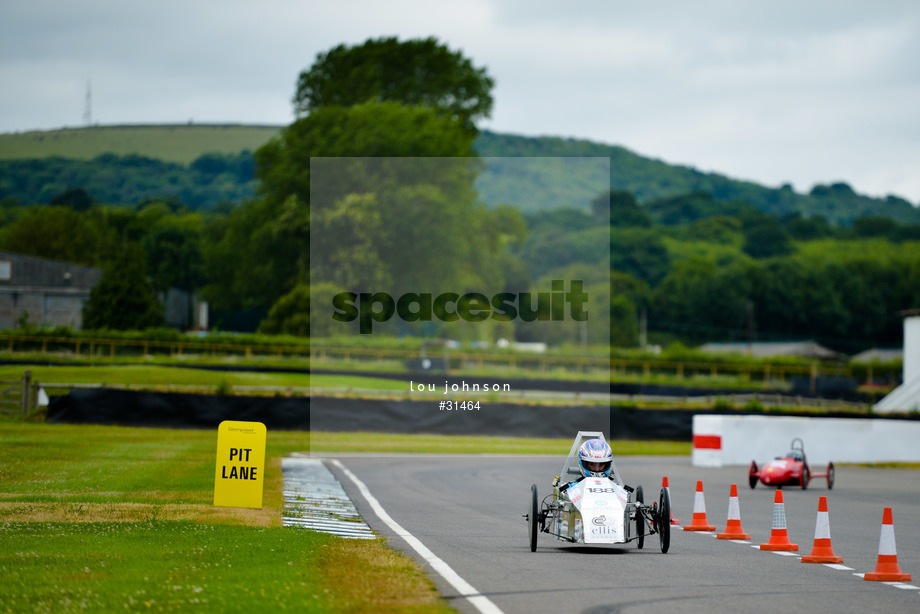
[46, 389, 913, 441]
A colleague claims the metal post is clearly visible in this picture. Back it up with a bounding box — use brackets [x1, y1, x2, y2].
[27, 379, 39, 415]
[21, 370, 31, 415]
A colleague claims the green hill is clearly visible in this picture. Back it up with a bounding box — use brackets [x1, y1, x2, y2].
[1, 124, 917, 224]
[0, 124, 282, 164]
[473, 131, 920, 225]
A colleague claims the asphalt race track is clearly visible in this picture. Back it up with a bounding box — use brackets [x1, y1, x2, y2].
[321, 453, 920, 614]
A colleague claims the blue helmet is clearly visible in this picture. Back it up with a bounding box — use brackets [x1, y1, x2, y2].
[578, 439, 613, 478]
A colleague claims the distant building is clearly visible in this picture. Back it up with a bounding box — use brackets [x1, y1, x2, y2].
[0, 251, 102, 329]
[0, 250, 206, 331]
[850, 348, 902, 363]
[698, 340, 846, 361]
[162, 286, 207, 331]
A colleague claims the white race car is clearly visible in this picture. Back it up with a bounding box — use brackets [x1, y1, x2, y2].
[525, 431, 670, 553]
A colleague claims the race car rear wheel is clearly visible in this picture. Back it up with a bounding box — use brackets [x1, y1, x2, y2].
[529, 484, 539, 552]
[801, 466, 810, 490]
[827, 462, 835, 490]
[749, 461, 759, 489]
[658, 487, 671, 554]
[635, 485, 645, 549]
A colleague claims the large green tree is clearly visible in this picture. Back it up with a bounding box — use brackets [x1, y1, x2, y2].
[204, 100, 486, 312]
[257, 101, 477, 211]
[137, 204, 205, 293]
[293, 36, 494, 133]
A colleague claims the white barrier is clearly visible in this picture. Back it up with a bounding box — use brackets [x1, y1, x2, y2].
[874, 315, 919, 413]
[692, 414, 920, 467]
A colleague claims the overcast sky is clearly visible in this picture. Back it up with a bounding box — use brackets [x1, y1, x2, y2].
[2, 1, 919, 203]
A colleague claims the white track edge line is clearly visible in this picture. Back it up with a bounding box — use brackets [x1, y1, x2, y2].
[330, 459, 504, 614]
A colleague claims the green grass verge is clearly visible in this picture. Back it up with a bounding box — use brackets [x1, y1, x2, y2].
[0, 422, 307, 519]
[0, 522, 450, 613]
[1, 522, 330, 611]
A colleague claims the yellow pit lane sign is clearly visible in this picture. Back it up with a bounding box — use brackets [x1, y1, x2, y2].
[214, 420, 266, 509]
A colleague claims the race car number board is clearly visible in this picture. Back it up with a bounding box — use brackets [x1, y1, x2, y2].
[567, 478, 629, 544]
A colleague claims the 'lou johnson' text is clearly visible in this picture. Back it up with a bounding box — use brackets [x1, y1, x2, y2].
[411, 380, 512, 395]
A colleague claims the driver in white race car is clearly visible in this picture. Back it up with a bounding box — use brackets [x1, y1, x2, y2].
[559, 438, 616, 494]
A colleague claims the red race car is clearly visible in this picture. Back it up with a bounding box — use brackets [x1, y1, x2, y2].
[749, 438, 834, 490]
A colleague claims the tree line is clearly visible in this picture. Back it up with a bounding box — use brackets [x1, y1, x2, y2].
[0, 152, 257, 210]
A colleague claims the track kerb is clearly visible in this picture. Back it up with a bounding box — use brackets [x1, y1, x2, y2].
[864, 507, 911, 581]
[760, 489, 798, 551]
[717, 484, 751, 540]
[682, 480, 716, 531]
[802, 496, 842, 564]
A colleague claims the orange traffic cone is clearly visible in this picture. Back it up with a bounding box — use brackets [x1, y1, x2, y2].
[864, 507, 911, 581]
[662, 476, 680, 525]
[802, 496, 842, 564]
[760, 489, 798, 551]
[717, 484, 751, 540]
[683, 480, 716, 531]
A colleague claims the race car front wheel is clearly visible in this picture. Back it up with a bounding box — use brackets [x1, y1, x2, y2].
[827, 462, 835, 490]
[529, 484, 539, 552]
[658, 487, 671, 554]
[635, 485, 645, 550]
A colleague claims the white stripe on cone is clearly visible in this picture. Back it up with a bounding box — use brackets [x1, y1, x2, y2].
[727, 495, 741, 521]
[694, 491, 706, 514]
[879, 524, 897, 556]
[814, 511, 831, 540]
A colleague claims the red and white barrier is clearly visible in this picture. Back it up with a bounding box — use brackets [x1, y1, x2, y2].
[692, 414, 920, 467]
